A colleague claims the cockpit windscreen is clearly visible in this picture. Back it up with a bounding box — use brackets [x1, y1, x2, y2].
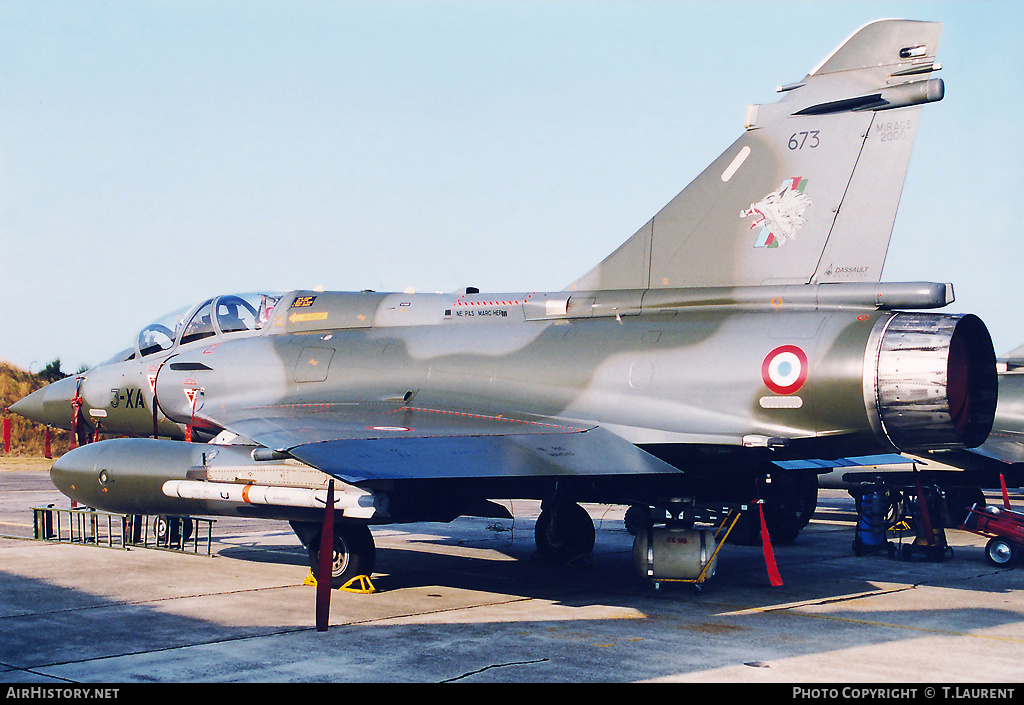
[136, 293, 281, 357]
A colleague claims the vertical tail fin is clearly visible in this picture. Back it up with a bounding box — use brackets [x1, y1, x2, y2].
[569, 19, 943, 292]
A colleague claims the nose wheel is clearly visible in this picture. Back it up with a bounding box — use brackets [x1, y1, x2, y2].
[307, 523, 376, 588]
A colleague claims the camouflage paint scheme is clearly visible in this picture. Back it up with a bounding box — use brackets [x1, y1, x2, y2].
[11, 20, 1000, 576]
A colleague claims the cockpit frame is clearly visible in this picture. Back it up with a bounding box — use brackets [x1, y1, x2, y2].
[134, 292, 282, 360]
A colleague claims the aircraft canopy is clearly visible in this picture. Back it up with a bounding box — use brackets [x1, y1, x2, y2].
[137, 292, 282, 357]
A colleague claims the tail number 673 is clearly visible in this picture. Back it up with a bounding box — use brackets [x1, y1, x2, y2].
[788, 131, 820, 150]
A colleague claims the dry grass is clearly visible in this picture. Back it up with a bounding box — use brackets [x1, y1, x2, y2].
[0, 361, 75, 458]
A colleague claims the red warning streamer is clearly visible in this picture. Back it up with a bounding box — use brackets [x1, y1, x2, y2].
[316, 480, 335, 632]
[70, 395, 82, 449]
[759, 501, 784, 587]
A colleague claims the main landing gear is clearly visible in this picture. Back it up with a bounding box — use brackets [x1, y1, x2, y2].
[534, 500, 596, 563]
[726, 469, 818, 546]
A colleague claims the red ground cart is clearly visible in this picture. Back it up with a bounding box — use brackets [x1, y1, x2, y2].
[960, 476, 1024, 566]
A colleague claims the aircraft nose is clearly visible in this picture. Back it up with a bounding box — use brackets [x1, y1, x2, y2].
[8, 388, 45, 422]
[8, 375, 81, 429]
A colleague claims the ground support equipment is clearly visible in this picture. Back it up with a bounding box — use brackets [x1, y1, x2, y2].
[961, 503, 1024, 566]
[32, 505, 214, 555]
[637, 506, 743, 593]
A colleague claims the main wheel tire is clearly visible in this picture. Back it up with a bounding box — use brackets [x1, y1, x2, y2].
[308, 523, 376, 588]
[535, 503, 595, 563]
[624, 505, 652, 536]
[758, 470, 818, 545]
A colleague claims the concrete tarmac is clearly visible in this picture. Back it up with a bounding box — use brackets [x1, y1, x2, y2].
[1, 458, 1023, 684]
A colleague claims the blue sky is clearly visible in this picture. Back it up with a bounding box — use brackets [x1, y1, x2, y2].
[1, 1, 1021, 372]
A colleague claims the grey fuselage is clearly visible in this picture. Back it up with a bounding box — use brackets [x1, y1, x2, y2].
[25, 285, 997, 524]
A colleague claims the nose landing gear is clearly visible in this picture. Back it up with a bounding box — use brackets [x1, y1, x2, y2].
[292, 520, 377, 589]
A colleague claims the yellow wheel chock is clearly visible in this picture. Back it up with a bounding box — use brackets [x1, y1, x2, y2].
[340, 575, 376, 593]
[304, 570, 376, 593]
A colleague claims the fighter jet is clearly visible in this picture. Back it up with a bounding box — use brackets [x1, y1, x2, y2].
[11, 19, 998, 587]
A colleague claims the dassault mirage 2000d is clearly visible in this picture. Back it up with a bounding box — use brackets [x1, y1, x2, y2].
[12, 19, 998, 588]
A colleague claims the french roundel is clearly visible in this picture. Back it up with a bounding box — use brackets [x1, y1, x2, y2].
[761, 345, 808, 395]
